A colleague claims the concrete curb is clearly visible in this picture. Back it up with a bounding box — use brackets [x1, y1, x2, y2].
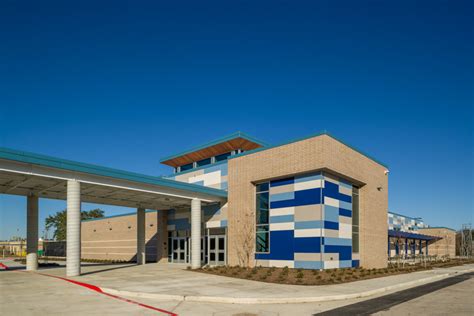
[100, 267, 474, 305]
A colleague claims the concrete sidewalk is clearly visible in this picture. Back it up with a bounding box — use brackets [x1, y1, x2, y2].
[27, 261, 474, 304]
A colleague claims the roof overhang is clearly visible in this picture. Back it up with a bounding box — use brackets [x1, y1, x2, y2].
[0, 147, 227, 210]
[388, 229, 441, 241]
[160, 131, 267, 168]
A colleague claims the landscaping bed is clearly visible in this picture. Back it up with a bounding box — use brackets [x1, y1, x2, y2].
[196, 258, 474, 285]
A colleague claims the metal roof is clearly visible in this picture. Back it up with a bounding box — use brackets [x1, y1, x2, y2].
[159, 131, 268, 165]
[388, 229, 440, 241]
[0, 147, 227, 198]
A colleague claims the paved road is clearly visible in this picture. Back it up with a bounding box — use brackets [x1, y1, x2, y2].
[316, 272, 474, 316]
[1, 259, 473, 316]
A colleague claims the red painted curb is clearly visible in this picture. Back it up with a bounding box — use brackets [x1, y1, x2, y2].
[1, 262, 177, 315]
[36, 272, 178, 315]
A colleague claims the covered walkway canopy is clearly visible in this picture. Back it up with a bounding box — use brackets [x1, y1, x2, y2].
[0, 147, 227, 276]
[388, 229, 440, 241]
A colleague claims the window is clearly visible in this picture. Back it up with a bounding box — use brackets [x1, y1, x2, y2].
[180, 163, 193, 171]
[256, 182, 270, 253]
[196, 158, 211, 167]
[352, 186, 359, 253]
[215, 152, 232, 162]
[256, 226, 269, 252]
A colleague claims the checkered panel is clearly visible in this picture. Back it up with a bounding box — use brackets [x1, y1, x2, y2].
[255, 172, 358, 270]
[167, 162, 228, 190]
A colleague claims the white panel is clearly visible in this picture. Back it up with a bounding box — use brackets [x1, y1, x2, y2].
[269, 260, 294, 268]
[270, 222, 295, 231]
[324, 196, 339, 208]
[294, 179, 323, 191]
[339, 223, 352, 239]
[270, 207, 295, 216]
[206, 220, 221, 228]
[167, 224, 176, 231]
[324, 260, 340, 269]
[294, 228, 321, 237]
[190, 171, 221, 186]
[338, 185, 352, 196]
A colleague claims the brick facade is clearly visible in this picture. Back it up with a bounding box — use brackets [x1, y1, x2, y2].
[227, 134, 388, 269]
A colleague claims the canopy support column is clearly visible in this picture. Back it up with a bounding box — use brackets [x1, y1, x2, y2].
[67, 180, 81, 277]
[26, 194, 39, 271]
[137, 207, 146, 265]
[191, 198, 202, 269]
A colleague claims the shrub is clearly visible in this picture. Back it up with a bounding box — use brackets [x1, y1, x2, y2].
[296, 271, 304, 279]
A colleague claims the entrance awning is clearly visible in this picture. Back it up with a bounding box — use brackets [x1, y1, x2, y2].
[0, 147, 227, 209]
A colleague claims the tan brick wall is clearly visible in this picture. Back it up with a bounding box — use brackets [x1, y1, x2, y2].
[227, 134, 388, 268]
[418, 228, 456, 257]
[81, 211, 159, 261]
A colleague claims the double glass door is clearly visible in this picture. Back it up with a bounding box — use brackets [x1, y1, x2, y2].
[208, 235, 226, 266]
[171, 237, 188, 263]
[169, 234, 226, 266]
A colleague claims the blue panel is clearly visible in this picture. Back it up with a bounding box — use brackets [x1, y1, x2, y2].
[295, 188, 322, 206]
[255, 230, 294, 260]
[294, 220, 323, 229]
[324, 205, 340, 222]
[351, 260, 360, 268]
[220, 220, 227, 227]
[339, 208, 352, 217]
[339, 201, 352, 211]
[167, 218, 190, 230]
[270, 191, 295, 202]
[323, 237, 352, 246]
[269, 215, 294, 223]
[324, 181, 352, 203]
[295, 261, 323, 269]
[295, 172, 323, 183]
[324, 245, 352, 260]
[324, 221, 339, 230]
[339, 260, 352, 268]
[270, 177, 294, 187]
[294, 237, 321, 253]
[270, 188, 321, 208]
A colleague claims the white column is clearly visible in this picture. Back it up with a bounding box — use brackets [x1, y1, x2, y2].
[191, 198, 202, 269]
[26, 194, 39, 271]
[66, 180, 81, 277]
[137, 207, 146, 265]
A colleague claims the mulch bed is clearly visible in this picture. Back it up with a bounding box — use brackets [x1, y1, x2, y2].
[195, 259, 474, 286]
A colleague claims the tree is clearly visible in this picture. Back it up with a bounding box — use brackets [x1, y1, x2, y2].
[45, 208, 104, 240]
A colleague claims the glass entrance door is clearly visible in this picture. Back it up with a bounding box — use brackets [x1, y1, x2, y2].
[171, 237, 188, 263]
[208, 235, 226, 266]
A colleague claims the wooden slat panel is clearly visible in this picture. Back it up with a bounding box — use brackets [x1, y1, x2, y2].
[162, 137, 264, 167]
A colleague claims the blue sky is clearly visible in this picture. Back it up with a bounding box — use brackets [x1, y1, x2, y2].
[0, 0, 472, 240]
